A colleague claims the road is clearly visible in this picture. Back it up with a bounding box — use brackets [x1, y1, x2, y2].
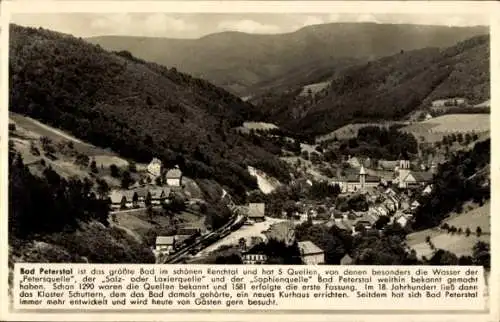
[196, 216, 287, 256]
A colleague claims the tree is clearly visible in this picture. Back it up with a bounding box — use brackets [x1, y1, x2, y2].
[146, 205, 153, 221]
[472, 241, 490, 269]
[120, 196, 127, 210]
[90, 160, 98, 173]
[75, 154, 90, 167]
[121, 171, 133, 189]
[132, 192, 139, 208]
[476, 226, 482, 237]
[465, 227, 471, 237]
[96, 179, 109, 200]
[110, 164, 120, 178]
[145, 191, 152, 208]
[155, 176, 162, 186]
[239, 237, 246, 250]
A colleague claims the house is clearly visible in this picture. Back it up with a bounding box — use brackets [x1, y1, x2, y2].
[334, 220, 354, 234]
[425, 113, 433, 121]
[395, 213, 413, 228]
[354, 213, 378, 230]
[422, 185, 433, 195]
[347, 156, 361, 168]
[410, 200, 421, 211]
[378, 160, 399, 171]
[166, 165, 183, 187]
[242, 246, 268, 264]
[340, 254, 353, 265]
[248, 203, 266, 222]
[400, 199, 410, 211]
[147, 158, 162, 178]
[383, 198, 397, 212]
[298, 241, 325, 265]
[109, 190, 137, 209]
[149, 187, 171, 204]
[385, 187, 397, 198]
[155, 236, 176, 254]
[399, 171, 433, 189]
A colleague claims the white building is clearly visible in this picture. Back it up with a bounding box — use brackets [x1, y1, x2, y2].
[298, 241, 325, 265]
[242, 252, 268, 264]
[147, 158, 162, 178]
[155, 236, 175, 254]
[166, 165, 183, 187]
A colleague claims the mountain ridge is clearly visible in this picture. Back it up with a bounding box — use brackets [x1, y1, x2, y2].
[252, 34, 490, 137]
[87, 23, 488, 96]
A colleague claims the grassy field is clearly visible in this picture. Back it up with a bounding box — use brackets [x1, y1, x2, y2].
[407, 202, 490, 258]
[315, 121, 407, 143]
[401, 114, 490, 142]
[10, 113, 139, 188]
[10, 112, 119, 157]
[299, 81, 330, 97]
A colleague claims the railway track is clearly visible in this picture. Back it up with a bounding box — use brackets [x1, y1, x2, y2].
[161, 214, 245, 264]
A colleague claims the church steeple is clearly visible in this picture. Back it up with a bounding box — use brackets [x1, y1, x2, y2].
[359, 165, 366, 189]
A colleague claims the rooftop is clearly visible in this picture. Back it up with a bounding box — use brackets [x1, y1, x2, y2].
[298, 241, 323, 255]
[248, 203, 265, 218]
[156, 236, 175, 245]
[166, 165, 182, 179]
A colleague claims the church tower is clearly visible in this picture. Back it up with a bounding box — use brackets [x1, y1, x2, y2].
[359, 165, 366, 190]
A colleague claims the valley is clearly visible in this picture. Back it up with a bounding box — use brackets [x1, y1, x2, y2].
[7, 21, 491, 271]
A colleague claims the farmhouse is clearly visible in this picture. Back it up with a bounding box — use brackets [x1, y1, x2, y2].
[399, 171, 433, 189]
[155, 236, 176, 254]
[149, 187, 171, 204]
[109, 190, 138, 209]
[298, 241, 325, 265]
[166, 165, 183, 187]
[247, 203, 266, 223]
[147, 158, 162, 178]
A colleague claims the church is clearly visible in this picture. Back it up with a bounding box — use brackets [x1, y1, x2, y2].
[330, 166, 380, 193]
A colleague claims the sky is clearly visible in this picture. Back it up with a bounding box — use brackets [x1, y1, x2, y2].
[10, 12, 490, 39]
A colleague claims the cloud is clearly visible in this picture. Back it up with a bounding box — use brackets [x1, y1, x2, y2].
[88, 13, 197, 36]
[216, 19, 281, 34]
[144, 14, 197, 33]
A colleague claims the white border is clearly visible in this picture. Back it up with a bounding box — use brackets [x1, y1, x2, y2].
[1, 1, 499, 321]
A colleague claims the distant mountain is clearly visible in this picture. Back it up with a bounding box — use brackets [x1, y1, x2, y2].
[9, 24, 291, 200]
[253, 34, 490, 137]
[87, 23, 488, 97]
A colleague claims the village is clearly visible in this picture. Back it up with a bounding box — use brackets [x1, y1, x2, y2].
[148, 146, 437, 266]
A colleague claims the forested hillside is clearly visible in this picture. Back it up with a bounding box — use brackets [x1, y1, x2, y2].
[254, 34, 490, 137]
[88, 23, 487, 96]
[413, 139, 490, 230]
[9, 24, 290, 200]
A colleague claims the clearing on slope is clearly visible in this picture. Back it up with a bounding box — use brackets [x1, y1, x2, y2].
[407, 202, 490, 259]
[401, 114, 490, 142]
